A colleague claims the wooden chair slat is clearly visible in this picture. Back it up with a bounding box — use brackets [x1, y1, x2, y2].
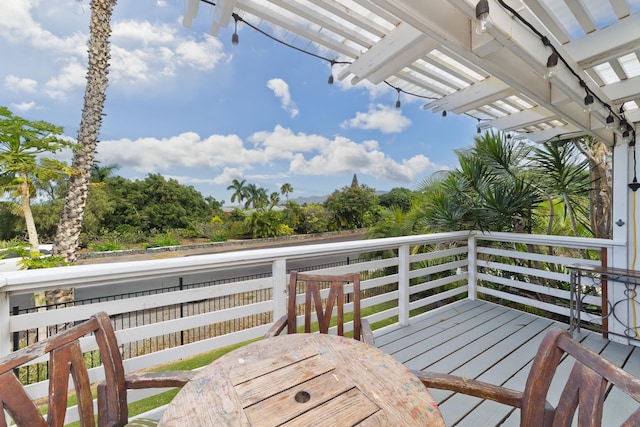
[265, 271, 375, 346]
[0, 373, 47, 427]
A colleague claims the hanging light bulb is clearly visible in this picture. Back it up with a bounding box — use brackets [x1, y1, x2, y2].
[605, 112, 615, 130]
[231, 14, 240, 45]
[619, 119, 628, 133]
[475, 0, 492, 35]
[395, 88, 401, 109]
[476, 119, 482, 134]
[583, 93, 594, 112]
[442, 110, 447, 117]
[543, 52, 558, 79]
[328, 60, 335, 85]
[622, 129, 632, 144]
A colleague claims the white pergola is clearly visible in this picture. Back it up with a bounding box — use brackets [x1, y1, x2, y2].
[184, 0, 640, 267]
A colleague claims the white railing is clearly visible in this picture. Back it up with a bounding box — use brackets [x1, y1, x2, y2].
[0, 231, 623, 424]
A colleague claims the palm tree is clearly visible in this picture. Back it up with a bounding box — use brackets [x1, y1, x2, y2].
[280, 183, 293, 202]
[269, 192, 280, 210]
[53, 0, 117, 263]
[530, 141, 591, 237]
[91, 163, 119, 183]
[572, 137, 612, 238]
[227, 179, 246, 208]
[243, 183, 258, 208]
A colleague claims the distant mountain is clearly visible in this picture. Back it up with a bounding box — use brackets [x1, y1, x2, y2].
[291, 195, 329, 204]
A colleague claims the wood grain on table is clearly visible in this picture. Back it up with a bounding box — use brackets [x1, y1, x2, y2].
[159, 334, 444, 426]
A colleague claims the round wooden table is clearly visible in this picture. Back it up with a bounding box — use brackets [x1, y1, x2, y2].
[159, 334, 444, 426]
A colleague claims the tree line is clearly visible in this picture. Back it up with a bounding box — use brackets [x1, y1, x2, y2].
[2, 105, 611, 267]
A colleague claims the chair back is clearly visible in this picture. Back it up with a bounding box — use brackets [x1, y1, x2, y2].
[287, 272, 363, 341]
[0, 312, 128, 427]
[522, 328, 640, 426]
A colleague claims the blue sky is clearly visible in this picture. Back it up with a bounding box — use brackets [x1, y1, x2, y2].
[1, 0, 479, 205]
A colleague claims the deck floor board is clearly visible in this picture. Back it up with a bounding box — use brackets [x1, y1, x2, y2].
[378, 299, 639, 426]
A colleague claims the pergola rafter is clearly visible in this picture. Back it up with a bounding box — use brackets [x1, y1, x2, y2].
[186, 0, 639, 145]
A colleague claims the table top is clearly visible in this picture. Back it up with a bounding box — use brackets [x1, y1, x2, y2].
[570, 263, 640, 280]
[159, 334, 444, 426]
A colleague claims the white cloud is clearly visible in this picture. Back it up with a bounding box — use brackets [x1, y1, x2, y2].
[112, 20, 176, 45]
[44, 60, 86, 99]
[10, 101, 38, 112]
[96, 126, 436, 184]
[212, 167, 246, 184]
[0, 3, 228, 95]
[97, 132, 268, 172]
[249, 125, 325, 155]
[251, 126, 436, 182]
[5, 75, 37, 93]
[341, 104, 411, 133]
[267, 78, 299, 118]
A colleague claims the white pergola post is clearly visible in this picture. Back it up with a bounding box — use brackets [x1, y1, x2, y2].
[608, 143, 634, 343]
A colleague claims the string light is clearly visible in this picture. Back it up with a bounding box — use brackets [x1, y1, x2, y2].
[491, 0, 635, 147]
[605, 112, 615, 130]
[228, 12, 440, 109]
[544, 52, 558, 79]
[442, 110, 447, 117]
[231, 13, 240, 45]
[328, 60, 335, 85]
[583, 93, 594, 112]
[475, 0, 492, 35]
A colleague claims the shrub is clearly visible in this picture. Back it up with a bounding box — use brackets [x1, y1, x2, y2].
[150, 231, 180, 248]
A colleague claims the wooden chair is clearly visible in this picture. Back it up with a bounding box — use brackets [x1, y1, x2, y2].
[265, 271, 375, 345]
[0, 311, 194, 427]
[415, 327, 640, 426]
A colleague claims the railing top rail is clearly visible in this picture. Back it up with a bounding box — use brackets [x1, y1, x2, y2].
[473, 231, 623, 249]
[0, 230, 621, 294]
[0, 231, 471, 293]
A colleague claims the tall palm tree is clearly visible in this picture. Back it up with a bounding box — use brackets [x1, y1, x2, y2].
[53, 0, 117, 263]
[227, 179, 246, 208]
[280, 183, 293, 202]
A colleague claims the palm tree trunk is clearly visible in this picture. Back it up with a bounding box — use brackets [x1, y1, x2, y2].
[53, 0, 117, 263]
[49, 0, 116, 314]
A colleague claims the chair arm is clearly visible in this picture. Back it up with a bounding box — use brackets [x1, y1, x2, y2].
[361, 319, 375, 346]
[413, 371, 524, 408]
[264, 315, 288, 338]
[124, 371, 196, 389]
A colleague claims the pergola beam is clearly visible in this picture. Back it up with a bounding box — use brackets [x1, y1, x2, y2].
[340, 22, 438, 84]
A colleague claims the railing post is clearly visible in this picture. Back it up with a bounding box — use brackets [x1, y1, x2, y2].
[398, 244, 410, 326]
[272, 259, 288, 321]
[467, 233, 477, 300]
[0, 286, 10, 356]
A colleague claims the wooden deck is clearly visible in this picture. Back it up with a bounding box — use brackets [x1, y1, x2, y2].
[376, 299, 640, 426]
